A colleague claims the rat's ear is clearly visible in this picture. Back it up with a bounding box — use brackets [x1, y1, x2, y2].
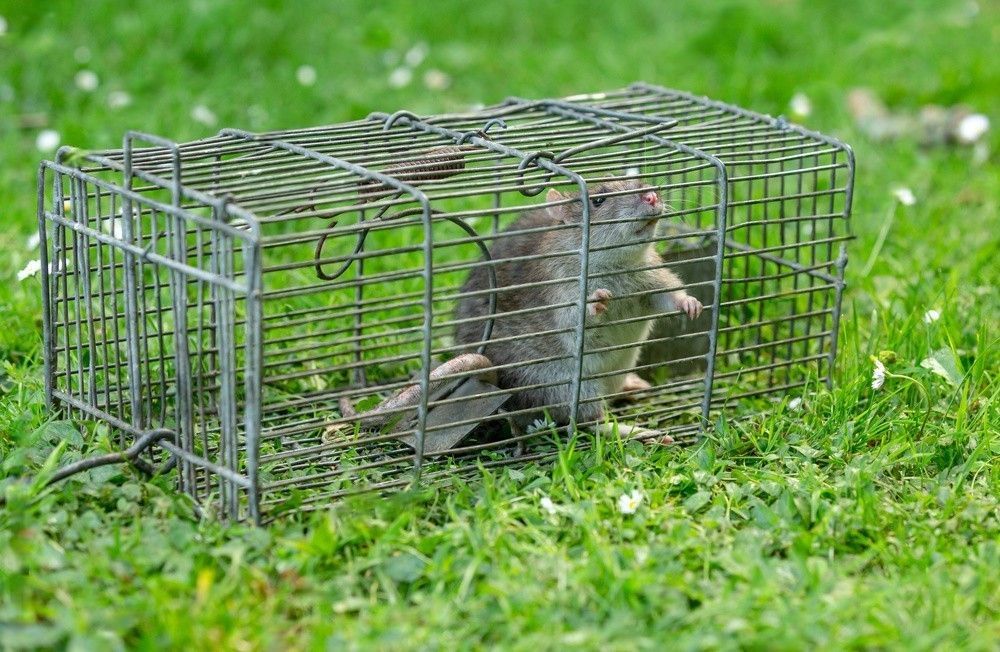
[545, 188, 567, 219]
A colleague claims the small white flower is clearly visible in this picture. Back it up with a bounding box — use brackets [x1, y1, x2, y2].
[955, 113, 989, 145]
[73, 45, 91, 63]
[422, 68, 450, 91]
[36, 129, 60, 152]
[191, 104, 217, 127]
[790, 92, 812, 118]
[107, 90, 131, 109]
[788, 396, 803, 411]
[539, 496, 557, 515]
[923, 309, 941, 324]
[26, 231, 40, 250]
[404, 42, 428, 68]
[617, 490, 644, 515]
[103, 216, 124, 239]
[17, 259, 42, 281]
[295, 65, 317, 87]
[387, 67, 412, 89]
[871, 359, 886, 390]
[74, 70, 99, 92]
[892, 187, 916, 206]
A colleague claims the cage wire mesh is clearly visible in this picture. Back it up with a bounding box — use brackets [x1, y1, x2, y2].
[36, 84, 853, 524]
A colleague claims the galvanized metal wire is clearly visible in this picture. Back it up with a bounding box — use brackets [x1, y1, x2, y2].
[36, 84, 853, 524]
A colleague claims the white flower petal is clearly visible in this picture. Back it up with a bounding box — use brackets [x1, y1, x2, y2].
[36, 130, 60, 153]
[26, 231, 41, 250]
[788, 397, 803, 411]
[956, 113, 989, 145]
[107, 90, 131, 109]
[404, 42, 428, 68]
[295, 65, 317, 87]
[892, 187, 916, 206]
[191, 104, 217, 127]
[387, 67, 412, 89]
[923, 309, 941, 324]
[74, 70, 99, 92]
[17, 259, 42, 281]
[539, 496, 557, 515]
[790, 92, 812, 118]
[871, 359, 886, 390]
[618, 490, 644, 514]
[422, 68, 450, 91]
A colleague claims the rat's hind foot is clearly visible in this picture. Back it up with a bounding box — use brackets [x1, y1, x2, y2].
[591, 421, 673, 445]
[678, 294, 703, 320]
[617, 372, 652, 403]
[587, 288, 613, 318]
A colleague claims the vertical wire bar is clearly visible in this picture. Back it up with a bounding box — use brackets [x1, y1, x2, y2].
[211, 203, 238, 518]
[826, 245, 848, 389]
[149, 208, 169, 426]
[108, 192, 127, 447]
[802, 154, 822, 364]
[241, 226, 264, 525]
[195, 227, 210, 502]
[563, 170, 592, 432]
[56, 173, 74, 417]
[137, 208, 153, 429]
[786, 143, 804, 365]
[93, 186, 113, 414]
[170, 209, 195, 495]
[415, 194, 434, 483]
[827, 146, 855, 387]
[70, 181, 88, 416]
[818, 157, 840, 378]
[74, 176, 99, 411]
[37, 165, 55, 411]
[700, 165, 729, 428]
[150, 140, 196, 494]
[492, 156, 503, 234]
[352, 207, 367, 388]
[121, 139, 145, 431]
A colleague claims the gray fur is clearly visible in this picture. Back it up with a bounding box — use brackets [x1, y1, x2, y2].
[455, 179, 699, 429]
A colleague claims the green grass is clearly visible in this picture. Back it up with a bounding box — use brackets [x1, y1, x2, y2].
[1, 0, 998, 648]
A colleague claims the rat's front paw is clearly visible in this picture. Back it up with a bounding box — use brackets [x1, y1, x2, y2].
[587, 288, 613, 318]
[679, 295, 703, 320]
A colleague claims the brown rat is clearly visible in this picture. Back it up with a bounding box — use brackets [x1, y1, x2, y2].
[455, 178, 702, 431]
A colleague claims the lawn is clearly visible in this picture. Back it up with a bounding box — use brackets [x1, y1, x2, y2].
[1, 0, 998, 649]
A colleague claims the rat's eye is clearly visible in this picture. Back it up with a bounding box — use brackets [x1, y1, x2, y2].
[591, 196, 606, 207]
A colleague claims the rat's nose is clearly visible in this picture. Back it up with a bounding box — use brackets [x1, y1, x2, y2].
[641, 190, 660, 207]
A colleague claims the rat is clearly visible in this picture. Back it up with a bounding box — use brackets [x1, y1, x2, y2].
[455, 178, 703, 435]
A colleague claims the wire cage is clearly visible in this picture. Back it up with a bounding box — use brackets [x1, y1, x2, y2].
[36, 83, 853, 524]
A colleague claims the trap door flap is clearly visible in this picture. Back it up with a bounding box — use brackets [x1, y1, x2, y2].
[397, 378, 511, 455]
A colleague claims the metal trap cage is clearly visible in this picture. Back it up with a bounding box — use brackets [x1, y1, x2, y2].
[36, 83, 853, 524]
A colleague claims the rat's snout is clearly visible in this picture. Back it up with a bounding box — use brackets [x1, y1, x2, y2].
[641, 190, 660, 208]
